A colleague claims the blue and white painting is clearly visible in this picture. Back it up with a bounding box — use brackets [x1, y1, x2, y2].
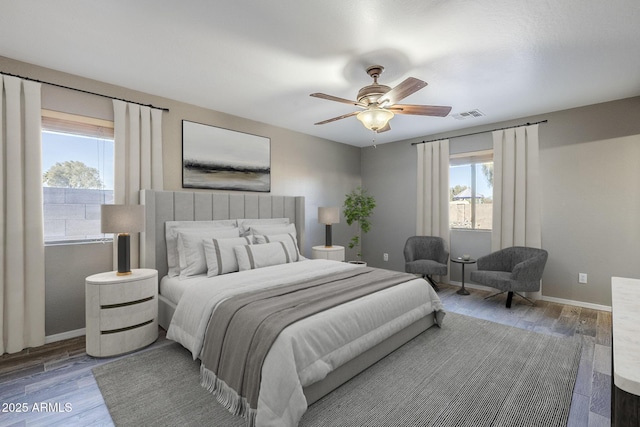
[182, 121, 270, 192]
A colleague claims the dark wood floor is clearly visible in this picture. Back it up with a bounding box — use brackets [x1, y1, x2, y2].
[0, 284, 611, 426]
[0, 330, 170, 427]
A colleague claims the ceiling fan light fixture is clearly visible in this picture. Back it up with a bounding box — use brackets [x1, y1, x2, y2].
[357, 107, 394, 131]
[311, 64, 451, 130]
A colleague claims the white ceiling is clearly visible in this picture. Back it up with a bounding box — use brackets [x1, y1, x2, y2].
[2, 0, 640, 147]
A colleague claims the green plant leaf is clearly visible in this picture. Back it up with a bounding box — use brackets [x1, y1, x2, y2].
[343, 186, 376, 261]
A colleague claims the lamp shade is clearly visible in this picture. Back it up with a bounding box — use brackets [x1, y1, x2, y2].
[357, 107, 394, 131]
[318, 207, 340, 225]
[101, 204, 145, 234]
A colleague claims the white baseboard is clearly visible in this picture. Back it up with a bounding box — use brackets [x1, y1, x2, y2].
[447, 281, 612, 312]
[45, 328, 85, 344]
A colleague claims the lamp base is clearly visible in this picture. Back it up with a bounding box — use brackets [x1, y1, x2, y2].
[325, 224, 333, 247]
[117, 233, 132, 275]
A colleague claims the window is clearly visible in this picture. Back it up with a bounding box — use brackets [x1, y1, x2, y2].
[41, 110, 114, 244]
[450, 150, 493, 230]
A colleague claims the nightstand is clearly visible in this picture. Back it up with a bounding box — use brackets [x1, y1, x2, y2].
[311, 245, 345, 262]
[85, 268, 158, 357]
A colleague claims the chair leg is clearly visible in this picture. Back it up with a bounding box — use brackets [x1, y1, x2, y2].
[487, 290, 536, 308]
[484, 291, 506, 300]
[513, 292, 536, 307]
[506, 291, 514, 308]
[424, 275, 440, 292]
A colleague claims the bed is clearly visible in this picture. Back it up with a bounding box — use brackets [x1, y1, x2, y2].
[139, 189, 444, 427]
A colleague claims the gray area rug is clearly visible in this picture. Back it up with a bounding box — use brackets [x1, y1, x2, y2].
[93, 313, 582, 427]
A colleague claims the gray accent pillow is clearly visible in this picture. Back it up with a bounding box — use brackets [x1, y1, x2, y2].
[249, 223, 297, 239]
[203, 236, 253, 277]
[234, 241, 293, 271]
[177, 228, 240, 279]
[165, 220, 237, 277]
[253, 232, 301, 262]
[236, 218, 290, 236]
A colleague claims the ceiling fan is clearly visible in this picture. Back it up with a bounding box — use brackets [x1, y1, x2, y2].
[310, 65, 452, 133]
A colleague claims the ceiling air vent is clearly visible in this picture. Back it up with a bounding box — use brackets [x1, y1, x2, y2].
[452, 109, 485, 120]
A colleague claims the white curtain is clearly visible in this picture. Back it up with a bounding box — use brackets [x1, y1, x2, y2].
[416, 139, 450, 248]
[1, 76, 45, 354]
[491, 124, 542, 250]
[113, 100, 163, 269]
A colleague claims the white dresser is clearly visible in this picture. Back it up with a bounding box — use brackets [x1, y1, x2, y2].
[85, 268, 158, 357]
[611, 276, 640, 427]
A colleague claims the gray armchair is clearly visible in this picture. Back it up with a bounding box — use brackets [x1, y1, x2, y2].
[470, 246, 548, 308]
[404, 236, 449, 292]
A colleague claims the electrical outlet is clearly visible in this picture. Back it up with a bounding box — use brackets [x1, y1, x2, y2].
[383, 253, 389, 262]
[578, 273, 587, 284]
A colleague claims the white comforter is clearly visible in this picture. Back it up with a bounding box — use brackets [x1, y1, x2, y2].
[167, 259, 443, 427]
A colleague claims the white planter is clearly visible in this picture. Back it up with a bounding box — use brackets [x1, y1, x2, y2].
[348, 261, 367, 267]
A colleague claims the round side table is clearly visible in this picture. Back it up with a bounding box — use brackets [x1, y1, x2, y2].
[311, 245, 345, 262]
[451, 257, 476, 295]
[85, 269, 158, 357]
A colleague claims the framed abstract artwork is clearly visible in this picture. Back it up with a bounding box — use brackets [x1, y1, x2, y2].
[182, 120, 270, 192]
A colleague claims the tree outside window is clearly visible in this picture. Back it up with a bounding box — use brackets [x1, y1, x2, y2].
[43, 160, 104, 189]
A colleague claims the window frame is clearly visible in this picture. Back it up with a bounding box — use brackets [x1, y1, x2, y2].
[449, 149, 493, 231]
[41, 109, 115, 245]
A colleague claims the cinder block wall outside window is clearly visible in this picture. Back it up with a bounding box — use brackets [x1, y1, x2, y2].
[43, 187, 113, 242]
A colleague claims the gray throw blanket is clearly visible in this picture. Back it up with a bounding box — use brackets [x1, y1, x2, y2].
[200, 267, 421, 424]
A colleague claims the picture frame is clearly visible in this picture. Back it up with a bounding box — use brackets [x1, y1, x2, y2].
[182, 120, 271, 192]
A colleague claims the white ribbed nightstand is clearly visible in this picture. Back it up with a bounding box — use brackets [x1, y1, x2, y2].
[311, 245, 345, 262]
[85, 268, 158, 357]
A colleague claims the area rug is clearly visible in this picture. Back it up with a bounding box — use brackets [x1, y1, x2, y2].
[93, 313, 582, 427]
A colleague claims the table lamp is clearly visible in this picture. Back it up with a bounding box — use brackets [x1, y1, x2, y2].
[318, 206, 340, 247]
[101, 204, 145, 276]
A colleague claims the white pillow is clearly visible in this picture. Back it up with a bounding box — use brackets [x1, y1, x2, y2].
[237, 218, 290, 236]
[203, 236, 253, 276]
[249, 223, 297, 238]
[253, 233, 301, 262]
[234, 241, 294, 271]
[165, 220, 236, 277]
[177, 228, 240, 278]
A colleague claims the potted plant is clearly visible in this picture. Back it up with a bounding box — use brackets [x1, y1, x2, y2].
[343, 186, 376, 265]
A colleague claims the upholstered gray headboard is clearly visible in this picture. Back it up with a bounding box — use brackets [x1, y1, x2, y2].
[140, 190, 305, 279]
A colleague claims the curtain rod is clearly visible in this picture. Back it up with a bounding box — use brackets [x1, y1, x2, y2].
[1, 70, 170, 112]
[411, 120, 548, 146]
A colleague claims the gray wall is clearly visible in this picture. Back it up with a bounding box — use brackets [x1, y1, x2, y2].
[1, 56, 361, 336]
[45, 243, 113, 335]
[361, 96, 640, 307]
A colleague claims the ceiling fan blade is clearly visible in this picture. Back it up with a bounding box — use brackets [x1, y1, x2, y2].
[314, 111, 359, 125]
[310, 93, 363, 107]
[389, 104, 452, 117]
[377, 77, 427, 107]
